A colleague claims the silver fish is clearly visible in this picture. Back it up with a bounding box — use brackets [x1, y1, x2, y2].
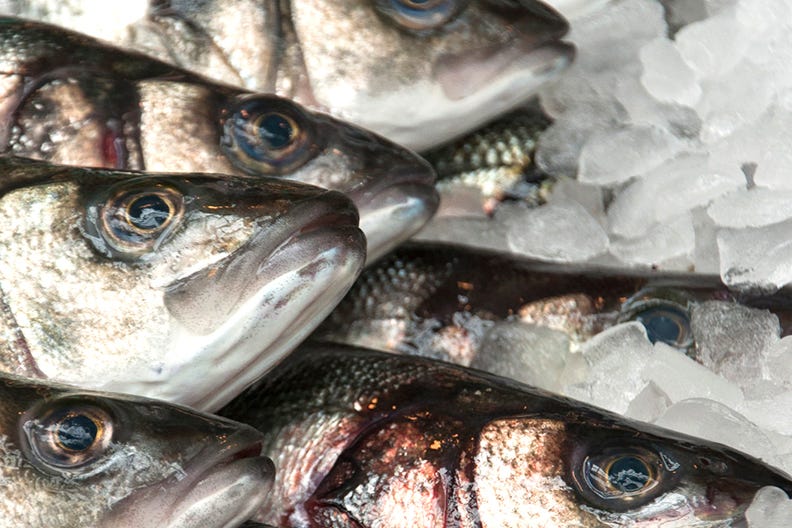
[0, 370, 273, 528]
[0, 0, 575, 151]
[0, 17, 436, 260]
[221, 343, 792, 527]
[0, 156, 365, 411]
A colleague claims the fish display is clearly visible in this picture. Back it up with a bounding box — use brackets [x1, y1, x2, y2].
[0, 0, 575, 151]
[315, 244, 792, 377]
[0, 156, 365, 411]
[0, 370, 273, 528]
[221, 343, 792, 527]
[0, 17, 437, 260]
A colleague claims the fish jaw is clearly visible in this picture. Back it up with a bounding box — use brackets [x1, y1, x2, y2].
[289, 0, 574, 151]
[107, 190, 366, 412]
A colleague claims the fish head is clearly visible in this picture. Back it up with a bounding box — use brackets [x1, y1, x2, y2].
[0, 157, 365, 410]
[216, 93, 438, 261]
[2, 24, 437, 261]
[0, 372, 273, 528]
[288, 0, 575, 150]
[470, 412, 792, 526]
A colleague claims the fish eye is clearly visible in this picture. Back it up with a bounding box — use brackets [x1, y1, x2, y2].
[97, 185, 184, 257]
[631, 305, 692, 348]
[22, 401, 114, 472]
[572, 446, 675, 511]
[374, 0, 467, 31]
[618, 289, 694, 350]
[221, 96, 319, 175]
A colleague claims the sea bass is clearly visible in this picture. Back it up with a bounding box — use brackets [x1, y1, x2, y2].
[0, 370, 273, 528]
[221, 343, 792, 527]
[0, 18, 436, 260]
[315, 244, 792, 384]
[1, 0, 574, 151]
[0, 156, 365, 411]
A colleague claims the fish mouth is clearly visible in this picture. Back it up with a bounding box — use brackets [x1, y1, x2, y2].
[350, 160, 439, 262]
[100, 428, 273, 528]
[110, 191, 365, 411]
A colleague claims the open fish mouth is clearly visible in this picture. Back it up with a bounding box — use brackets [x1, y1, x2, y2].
[100, 427, 274, 528]
[105, 189, 365, 412]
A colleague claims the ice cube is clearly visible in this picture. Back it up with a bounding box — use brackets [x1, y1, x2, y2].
[654, 398, 773, 459]
[718, 218, 792, 292]
[616, 76, 702, 137]
[642, 342, 744, 408]
[676, 10, 751, 79]
[506, 200, 609, 262]
[640, 38, 702, 106]
[578, 125, 687, 185]
[746, 487, 792, 528]
[692, 206, 721, 273]
[625, 381, 672, 422]
[610, 213, 695, 267]
[546, 178, 605, 221]
[707, 188, 792, 228]
[472, 322, 570, 392]
[740, 391, 792, 436]
[563, 323, 655, 414]
[752, 109, 792, 190]
[607, 152, 743, 239]
[690, 301, 780, 391]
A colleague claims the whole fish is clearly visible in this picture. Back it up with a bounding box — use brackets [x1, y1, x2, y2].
[0, 17, 436, 261]
[0, 0, 574, 151]
[315, 244, 792, 381]
[0, 370, 273, 528]
[221, 343, 792, 527]
[0, 156, 365, 411]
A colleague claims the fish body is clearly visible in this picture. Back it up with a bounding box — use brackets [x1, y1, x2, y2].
[0, 370, 273, 527]
[0, 156, 365, 411]
[315, 244, 792, 383]
[0, 0, 574, 151]
[0, 17, 436, 260]
[221, 343, 792, 527]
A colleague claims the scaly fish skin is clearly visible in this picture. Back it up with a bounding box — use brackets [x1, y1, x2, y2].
[0, 370, 273, 528]
[221, 343, 792, 527]
[0, 0, 574, 151]
[0, 156, 365, 411]
[314, 245, 792, 380]
[0, 17, 437, 260]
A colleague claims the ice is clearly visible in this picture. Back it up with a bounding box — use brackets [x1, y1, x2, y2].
[625, 381, 672, 422]
[472, 322, 570, 392]
[616, 76, 702, 137]
[545, 178, 605, 221]
[641, 342, 744, 408]
[692, 206, 721, 273]
[563, 323, 654, 414]
[718, 218, 792, 292]
[506, 200, 608, 262]
[707, 188, 792, 228]
[660, 0, 709, 31]
[640, 38, 701, 106]
[534, 118, 608, 177]
[741, 392, 792, 436]
[752, 109, 792, 190]
[607, 153, 743, 239]
[736, 0, 792, 34]
[577, 125, 687, 185]
[765, 337, 792, 391]
[675, 10, 751, 79]
[609, 213, 695, 267]
[690, 301, 780, 391]
[654, 398, 773, 459]
[746, 487, 792, 528]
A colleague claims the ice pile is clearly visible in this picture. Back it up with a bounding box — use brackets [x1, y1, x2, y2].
[418, 0, 792, 293]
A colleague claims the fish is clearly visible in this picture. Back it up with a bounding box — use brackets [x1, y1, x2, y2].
[220, 342, 792, 527]
[0, 17, 437, 261]
[0, 370, 273, 528]
[0, 0, 575, 151]
[314, 244, 792, 384]
[0, 156, 365, 411]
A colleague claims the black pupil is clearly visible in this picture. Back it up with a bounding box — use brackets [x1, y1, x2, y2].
[608, 456, 650, 493]
[259, 113, 294, 150]
[56, 415, 98, 451]
[635, 308, 685, 345]
[127, 195, 171, 231]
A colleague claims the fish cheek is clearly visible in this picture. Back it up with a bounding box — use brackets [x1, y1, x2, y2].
[306, 415, 462, 527]
[473, 418, 601, 528]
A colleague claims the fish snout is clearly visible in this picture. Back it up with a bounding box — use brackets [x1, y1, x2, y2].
[508, 0, 571, 43]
